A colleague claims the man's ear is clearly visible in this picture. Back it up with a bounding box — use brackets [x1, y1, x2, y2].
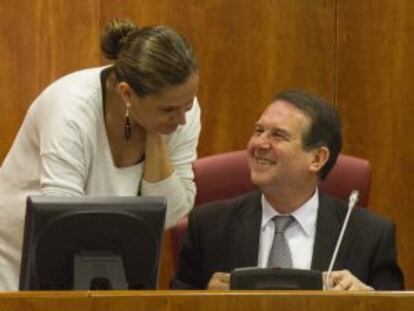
[309, 146, 330, 175]
[116, 82, 135, 103]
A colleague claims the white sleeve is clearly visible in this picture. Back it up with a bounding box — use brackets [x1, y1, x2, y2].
[36, 93, 94, 196]
[141, 97, 201, 228]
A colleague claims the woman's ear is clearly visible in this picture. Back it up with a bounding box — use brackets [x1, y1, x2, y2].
[116, 82, 134, 103]
[309, 146, 330, 175]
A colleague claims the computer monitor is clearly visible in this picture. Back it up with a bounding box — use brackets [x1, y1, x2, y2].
[19, 195, 166, 290]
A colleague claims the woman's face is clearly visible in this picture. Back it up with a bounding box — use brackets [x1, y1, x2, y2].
[127, 73, 199, 135]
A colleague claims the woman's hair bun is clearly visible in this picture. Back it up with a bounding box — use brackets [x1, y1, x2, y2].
[101, 18, 139, 60]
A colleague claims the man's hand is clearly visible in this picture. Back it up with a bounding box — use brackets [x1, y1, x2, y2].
[325, 269, 374, 291]
[207, 272, 230, 290]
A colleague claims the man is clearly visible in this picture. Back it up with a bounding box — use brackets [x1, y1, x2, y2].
[172, 89, 404, 290]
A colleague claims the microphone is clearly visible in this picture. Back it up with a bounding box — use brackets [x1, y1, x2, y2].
[324, 190, 360, 290]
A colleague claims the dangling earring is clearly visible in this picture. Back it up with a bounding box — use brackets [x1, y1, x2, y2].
[124, 102, 132, 141]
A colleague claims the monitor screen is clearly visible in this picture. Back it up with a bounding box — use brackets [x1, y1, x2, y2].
[19, 195, 166, 290]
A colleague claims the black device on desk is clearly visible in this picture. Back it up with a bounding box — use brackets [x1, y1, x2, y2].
[19, 195, 166, 290]
[230, 267, 322, 290]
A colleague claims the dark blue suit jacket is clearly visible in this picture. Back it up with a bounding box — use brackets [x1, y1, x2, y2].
[172, 191, 404, 289]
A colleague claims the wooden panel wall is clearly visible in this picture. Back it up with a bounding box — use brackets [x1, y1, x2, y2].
[0, 0, 100, 157]
[336, 0, 414, 289]
[1, 0, 414, 289]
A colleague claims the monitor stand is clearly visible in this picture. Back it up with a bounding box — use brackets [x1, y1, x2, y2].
[74, 251, 128, 290]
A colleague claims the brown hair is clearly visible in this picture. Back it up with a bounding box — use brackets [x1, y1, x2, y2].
[101, 18, 197, 96]
[274, 89, 342, 180]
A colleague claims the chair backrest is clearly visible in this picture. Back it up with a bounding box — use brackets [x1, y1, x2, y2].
[320, 153, 371, 207]
[193, 150, 254, 205]
[193, 150, 371, 207]
[170, 150, 371, 270]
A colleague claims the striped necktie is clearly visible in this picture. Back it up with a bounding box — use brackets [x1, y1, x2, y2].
[267, 215, 295, 268]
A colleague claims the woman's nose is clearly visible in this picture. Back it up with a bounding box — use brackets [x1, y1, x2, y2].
[175, 111, 186, 125]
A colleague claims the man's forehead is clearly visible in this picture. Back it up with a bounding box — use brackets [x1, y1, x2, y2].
[259, 100, 308, 121]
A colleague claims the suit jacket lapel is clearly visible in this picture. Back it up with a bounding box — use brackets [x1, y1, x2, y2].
[311, 192, 356, 272]
[225, 191, 356, 272]
[229, 192, 262, 269]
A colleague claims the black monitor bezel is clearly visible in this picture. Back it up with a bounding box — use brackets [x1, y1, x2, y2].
[19, 195, 166, 290]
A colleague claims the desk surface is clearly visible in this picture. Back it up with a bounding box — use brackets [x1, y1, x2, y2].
[0, 290, 413, 311]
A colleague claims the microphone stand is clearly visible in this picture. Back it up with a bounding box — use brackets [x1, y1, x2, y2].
[324, 190, 360, 290]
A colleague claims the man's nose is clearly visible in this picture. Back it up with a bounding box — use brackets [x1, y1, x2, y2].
[254, 132, 270, 148]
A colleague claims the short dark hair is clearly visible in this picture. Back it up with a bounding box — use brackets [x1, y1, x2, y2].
[274, 89, 342, 180]
[101, 18, 197, 96]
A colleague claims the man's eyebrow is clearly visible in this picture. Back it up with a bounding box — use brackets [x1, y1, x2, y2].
[254, 123, 291, 137]
[272, 127, 290, 136]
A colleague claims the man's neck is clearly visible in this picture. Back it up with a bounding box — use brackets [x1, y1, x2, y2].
[262, 183, 318, 214]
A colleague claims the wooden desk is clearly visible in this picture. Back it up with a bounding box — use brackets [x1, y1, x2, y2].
[0, 290, 413, 311]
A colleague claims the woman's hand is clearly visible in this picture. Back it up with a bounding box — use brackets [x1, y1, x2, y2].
[143, 132, 173, 182]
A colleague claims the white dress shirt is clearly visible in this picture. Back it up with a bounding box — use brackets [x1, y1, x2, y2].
[257, 189, 319, 269]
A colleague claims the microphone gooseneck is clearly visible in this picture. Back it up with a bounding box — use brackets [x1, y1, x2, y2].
[324, 190, 360, 290]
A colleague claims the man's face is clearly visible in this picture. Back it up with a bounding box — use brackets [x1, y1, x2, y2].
[247, 100, 317, 192]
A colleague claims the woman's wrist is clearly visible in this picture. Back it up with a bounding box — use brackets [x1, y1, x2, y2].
[143, 132, 173, 182]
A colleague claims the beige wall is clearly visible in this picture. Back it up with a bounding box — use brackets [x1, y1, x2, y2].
[1, 0, 414, 288]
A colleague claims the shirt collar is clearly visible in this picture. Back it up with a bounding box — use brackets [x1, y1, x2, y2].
[261, 188, 319, 237]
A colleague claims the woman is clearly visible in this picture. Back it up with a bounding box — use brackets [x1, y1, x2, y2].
[0, 19, 200, 290]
